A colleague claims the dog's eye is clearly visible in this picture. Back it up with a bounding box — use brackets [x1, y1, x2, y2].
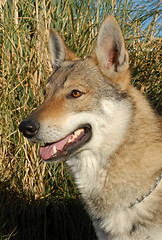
[43, 90, 46, 96]
[71, 90, 82, 98]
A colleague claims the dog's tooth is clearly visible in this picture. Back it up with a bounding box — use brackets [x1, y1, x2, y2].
[74, 132, 78, 137]
[68, 129, 84, 144]
[68, 138, 73, 143]
[68, 135, 75, 143]
[74, 129, 83, 137]
[53, 145, 57, 154]
[68, 135, 73, 143]
[74, 132, 78, 138]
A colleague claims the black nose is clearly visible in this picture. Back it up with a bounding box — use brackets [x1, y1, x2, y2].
[19, 119, 40, 138]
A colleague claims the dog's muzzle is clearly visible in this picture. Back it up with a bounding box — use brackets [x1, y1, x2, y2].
[19, 119, 40, 138]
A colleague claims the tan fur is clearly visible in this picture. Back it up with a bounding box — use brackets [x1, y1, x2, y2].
[92, 15, 130, 90]
[65, 45, 79, 61]
[19, 15, 162, 240]
[38, 97, 66, 123]
[28, 94, 69, 126]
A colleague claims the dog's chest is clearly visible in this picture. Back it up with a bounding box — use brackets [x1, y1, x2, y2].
[66, 151, 107, 197]
[66, 152, 161, 240]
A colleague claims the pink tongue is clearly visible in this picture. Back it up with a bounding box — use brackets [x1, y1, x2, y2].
[40, 134, 72, 160]
[40, 144, 54, 160]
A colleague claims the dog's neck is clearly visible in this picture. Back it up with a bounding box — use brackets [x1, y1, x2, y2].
[67, 151, 162, 212]
[129, 173, 162, 209]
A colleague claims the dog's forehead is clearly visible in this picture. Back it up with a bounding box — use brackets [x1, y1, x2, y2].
[47, 59, 99, 91]
[47, 60, 82, 89]
[46, 58, 125, 101]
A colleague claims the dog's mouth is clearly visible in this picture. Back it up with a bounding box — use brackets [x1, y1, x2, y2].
[40, 124, 92, 163]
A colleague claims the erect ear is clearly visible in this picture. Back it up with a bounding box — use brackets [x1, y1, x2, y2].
[49, 29, 79, 70]
[91, 15, 130, 89]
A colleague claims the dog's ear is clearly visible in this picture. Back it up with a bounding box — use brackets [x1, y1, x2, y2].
[49, 29, 78, 70]
[92, 15, 130, 89]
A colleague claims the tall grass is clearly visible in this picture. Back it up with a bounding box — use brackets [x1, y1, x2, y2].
[0, 0, 161, 239]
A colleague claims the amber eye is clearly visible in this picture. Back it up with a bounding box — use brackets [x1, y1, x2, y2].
[71, 90, 82, 98]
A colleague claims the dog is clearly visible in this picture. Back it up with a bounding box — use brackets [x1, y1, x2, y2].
[19, 15, 162, 240]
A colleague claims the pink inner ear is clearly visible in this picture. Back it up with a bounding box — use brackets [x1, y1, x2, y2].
[106, 43, 119, 71]
[107, 51, 114, 68]
[103, 37, 117, 69]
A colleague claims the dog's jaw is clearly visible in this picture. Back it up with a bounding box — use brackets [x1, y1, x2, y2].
[39, 124, 92, 163]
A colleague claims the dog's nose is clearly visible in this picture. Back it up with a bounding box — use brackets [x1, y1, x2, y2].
[19, 119, 40, 138]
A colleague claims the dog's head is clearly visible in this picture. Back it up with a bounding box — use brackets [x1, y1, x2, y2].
[19, 15, 132, 163]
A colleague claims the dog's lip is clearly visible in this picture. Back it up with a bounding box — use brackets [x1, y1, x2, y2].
[40, 124, 92, 163]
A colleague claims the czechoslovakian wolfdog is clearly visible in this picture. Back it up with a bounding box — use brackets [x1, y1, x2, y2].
[19, 15, 162, 240]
